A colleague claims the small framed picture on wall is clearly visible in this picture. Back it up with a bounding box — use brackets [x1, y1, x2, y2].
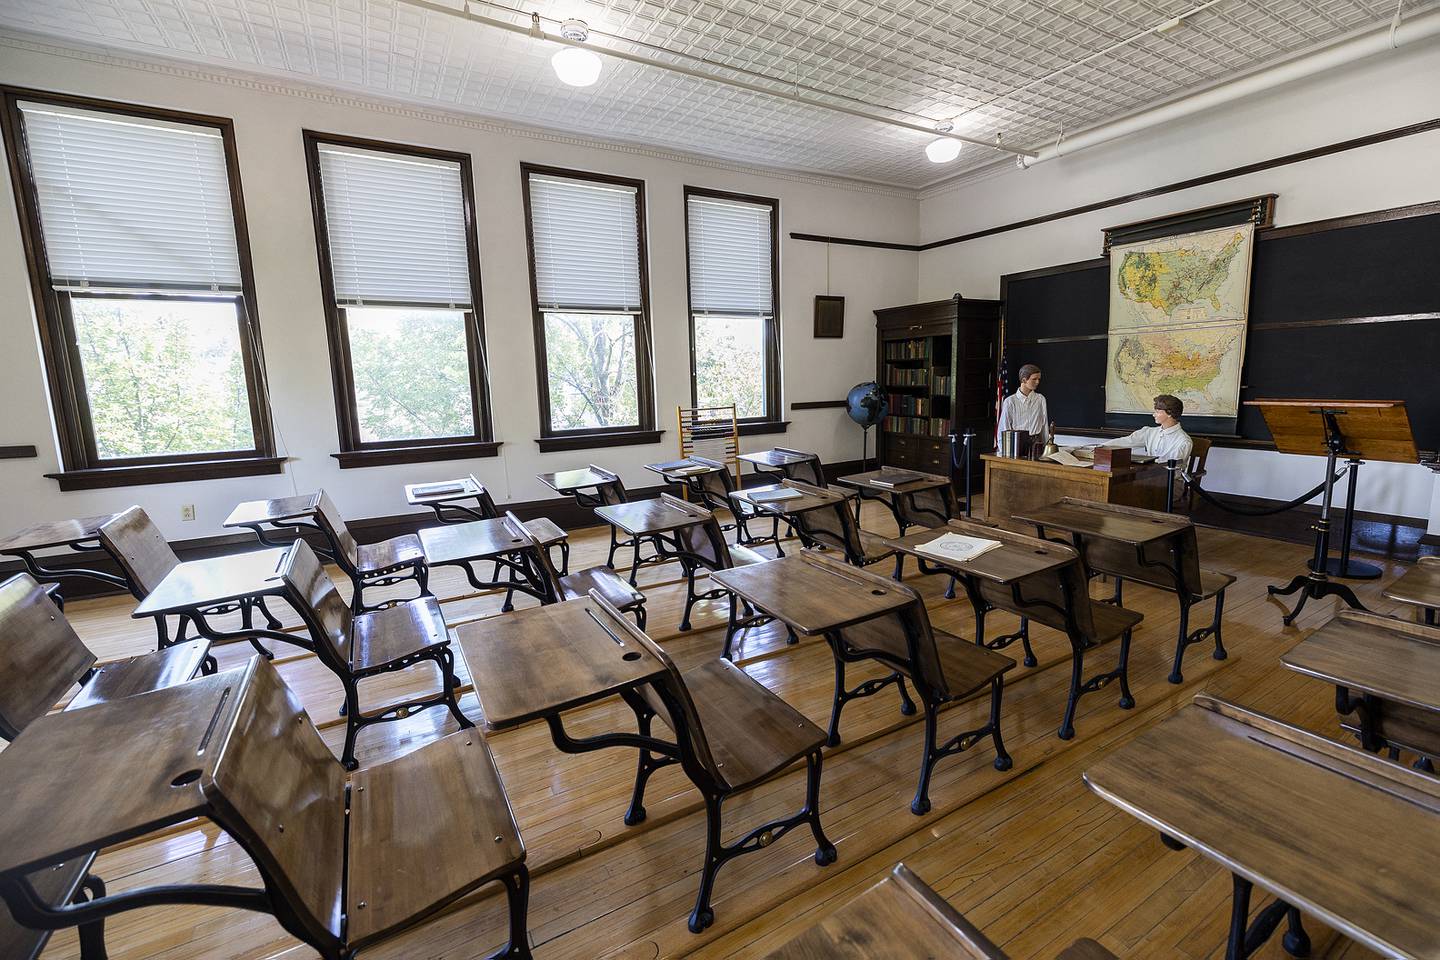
[814, 295, 845, 338]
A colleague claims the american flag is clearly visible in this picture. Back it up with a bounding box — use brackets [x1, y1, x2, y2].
[994, 351, 1008, 449]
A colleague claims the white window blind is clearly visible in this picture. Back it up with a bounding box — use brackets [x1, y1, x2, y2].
[528, 174, 643, 312]
[19, 102, 243, 292]
[687, 195, 774, 317]
[316, 144, 473, 307]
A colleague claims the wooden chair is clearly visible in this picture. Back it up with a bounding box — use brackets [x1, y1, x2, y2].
[660, 493, 776, 641]
[502, 512, 647, 630]
[691, 455, 786, 552]
[1063, 499, 1234, 684]
[0, 657, 530, 960]
[763, 862, 1115, 959]
[591, 592, 836, 934]
[98, 506, 280, 661]
[278, 540, 472, 769]
[784, 481, 900, 577]
[0, 572, 211, 960]
[312, 490, 429, 612]
[817, 555, 1014, 814]
[774, 447, 827, 487]
[1183, 436, 1212, 512]
[952, 521, 1144, 741]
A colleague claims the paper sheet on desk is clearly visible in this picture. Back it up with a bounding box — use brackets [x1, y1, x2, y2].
[915, 532, 1003, 564]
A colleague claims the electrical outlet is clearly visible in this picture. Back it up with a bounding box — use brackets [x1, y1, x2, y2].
[180, 504, 196, 522]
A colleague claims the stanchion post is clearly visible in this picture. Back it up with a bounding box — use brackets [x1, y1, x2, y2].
[1165, 459, 1178, 513]
[964, 430, 975, 518]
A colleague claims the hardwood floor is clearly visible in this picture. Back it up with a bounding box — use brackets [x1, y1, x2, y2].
[23, 500, 1424, 959]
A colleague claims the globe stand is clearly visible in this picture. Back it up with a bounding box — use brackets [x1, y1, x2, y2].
[860, 424, 874, 472]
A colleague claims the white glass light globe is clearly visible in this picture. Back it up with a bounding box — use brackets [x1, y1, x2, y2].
[925, 137, 962, 163]
[552, 47, 602, 87]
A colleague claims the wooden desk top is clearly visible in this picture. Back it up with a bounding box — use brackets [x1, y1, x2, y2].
[537, 467, 614, 494]
[711, 552, 913, 636]
[455, 596, 667, 728]
[730, 482, 849, 516]
[835, 468, 949, 495]
[740, 449, 811, 468]
[1014, 499, 1187, 546]
[1384, 557, 1440, 611]
[763, 863, 1005, 959]
[222, 493, 321, 529]
[594, 498, 708, 536]
[884, 521, 1073, 585]
[980, 453, 1161, 476]
[644, 458, 722, 479]
[0, 666, 247, 879]
[0, 515, 119, 553]
[419, 518, 528, 566]
[1282, 610, 1440, 714]
[133, 547, 290, 617]
[404, 477, 485, 506]
[1084, 695, 1440, 958]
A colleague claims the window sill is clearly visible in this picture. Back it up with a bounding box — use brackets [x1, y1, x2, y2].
[737, 419, 791, 437]
[332, 440, 503, 469]
[535, 430, 665, 453]
[46, 456, 287, 491]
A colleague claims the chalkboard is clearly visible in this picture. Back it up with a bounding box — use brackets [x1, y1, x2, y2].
[1000, 205, 1440, 452]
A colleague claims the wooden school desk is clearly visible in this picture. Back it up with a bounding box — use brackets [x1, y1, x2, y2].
[981, 454, 1168, 528]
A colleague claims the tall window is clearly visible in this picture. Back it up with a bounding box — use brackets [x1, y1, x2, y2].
[304, 133, 494, 465]
[1, 89, 276, 488]
[685, 188, 780, 423]
[522, 165, 656, 448]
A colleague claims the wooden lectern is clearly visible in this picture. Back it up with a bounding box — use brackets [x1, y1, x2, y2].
[1247, 399, 1418, 625]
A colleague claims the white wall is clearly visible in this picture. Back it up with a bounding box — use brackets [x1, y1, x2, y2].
[0, 37, 919, 541]
[918, 37, 1440, 519]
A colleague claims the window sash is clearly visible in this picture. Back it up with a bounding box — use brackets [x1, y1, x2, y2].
[18, 101, 243, 292]
[316, 143, 473, 308]
[686, 194, 774, 317]
[539, 310, 645, 434]
[528, 173, 643, 312]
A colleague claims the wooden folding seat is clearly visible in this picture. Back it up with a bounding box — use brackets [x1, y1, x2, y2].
[763, 862, 1115, 959]
[502, 512, 647, 629]
[1056, 498, 1234, 683]
[278, 540, 471, 769]
[592, 594, 835, 933]
[953, 521, 1143, 741]
[773, 447, 828, 487]
[690, 455, 786, 551]
[98, 506, 281, 659]
[817, 554, 1014, 814]
[662, 493, 769, 630]
[785, 481, 899, 577]
[0, 657, 530, 960]
[311, 490, 429, 612]
[0, 572, 210, 960]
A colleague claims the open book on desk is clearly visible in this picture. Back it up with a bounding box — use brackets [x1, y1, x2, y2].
[1043, 448, 1088, 467]
[915, 531, 1003, 565]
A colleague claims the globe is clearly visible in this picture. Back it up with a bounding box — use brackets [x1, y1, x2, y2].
[846, 381, 888, 427]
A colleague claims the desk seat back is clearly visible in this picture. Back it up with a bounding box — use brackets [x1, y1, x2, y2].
[466, 475, 500, 519]
[277, 541, 354, 670]
[815, 560, 950, 699]
[1059, 501, 1204, 598]
[660, 495, 732, 571]
[313, 491, 361, 573]
[203, 656, 347, 952]
[587, 592, 724, 789]
[588, 465, 628, 505]
[776, 447, 826, 487]
[895, 484, 957, 529]
[785, 483, 861, 560]
[503, 512, 564, 604]
[0, 574, 96, 741]
[690, 456, 740, 512]
[98, 506, 180, 599]
[957, 523, 1095, 640]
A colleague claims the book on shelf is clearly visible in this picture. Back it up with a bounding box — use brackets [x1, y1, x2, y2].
[914, 532, 1003, 565]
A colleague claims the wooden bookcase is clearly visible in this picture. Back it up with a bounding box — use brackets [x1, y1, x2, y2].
[873, 296, 1000, 489]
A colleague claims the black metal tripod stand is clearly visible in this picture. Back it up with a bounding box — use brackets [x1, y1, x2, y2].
[1267, 410, 1369, 626]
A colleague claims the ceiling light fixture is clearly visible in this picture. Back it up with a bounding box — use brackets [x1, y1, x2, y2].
[925, 121, 962, 163]
[552, 19, 602, 87]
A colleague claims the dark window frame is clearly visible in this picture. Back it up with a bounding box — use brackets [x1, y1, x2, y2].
[303, 130, 498, 468]
[684, 185, 783, 428]
[521, 163, 658, 448]
[0, 86, 280, 489]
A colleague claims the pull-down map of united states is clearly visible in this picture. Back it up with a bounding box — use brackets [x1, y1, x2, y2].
[1105, 222, 1255, 418]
